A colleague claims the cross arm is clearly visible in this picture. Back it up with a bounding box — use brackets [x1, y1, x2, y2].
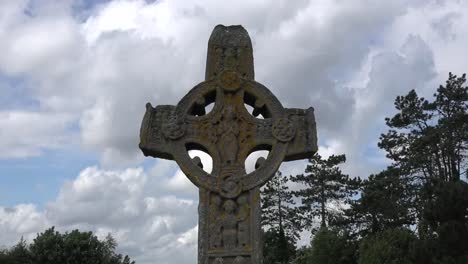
[284, 107, 317, 161]
[139, 103, 179, 160]
[251, 106, 317, 162]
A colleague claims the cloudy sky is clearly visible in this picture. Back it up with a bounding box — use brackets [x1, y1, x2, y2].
[0, 0, 467, 263]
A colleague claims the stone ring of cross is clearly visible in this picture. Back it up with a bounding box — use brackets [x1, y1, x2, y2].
[141, 70, 297, 198]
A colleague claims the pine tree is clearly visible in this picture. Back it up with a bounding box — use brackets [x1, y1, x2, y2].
[291, 154, 360, 233]
[308, 226, 357, 264]
[379, 72, 467, 185]
[378, 72, 467, 233]
[261, 171, 301, 240]
[345, 167, 414, 236]
[420, 180, 468, 263]
[261, 171, 300, 263]
[377, 72, 468, 262]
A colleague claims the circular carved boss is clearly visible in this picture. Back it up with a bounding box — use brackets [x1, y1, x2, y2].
[169, 74, 295, 197]
[162, 115, 185, 140]
[273, 118, 296, 142]
[219, 70, 241, 92]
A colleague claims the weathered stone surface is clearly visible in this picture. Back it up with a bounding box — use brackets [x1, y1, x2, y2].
[139, 25, 317, 264]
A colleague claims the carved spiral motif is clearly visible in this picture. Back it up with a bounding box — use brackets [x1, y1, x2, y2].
[218, 170, 243, 198]
[220, 180, 241, 198]
[272, 118, 296, 142]
[162, 115, 185, 140]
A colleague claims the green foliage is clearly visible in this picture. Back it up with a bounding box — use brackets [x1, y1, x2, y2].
[8, 237, 32, 264]
[345, 167, 414, 236]
[262, 171, 301, 241]
[0, 227, 134, 264]
[263, 227, 296, 264]
[291, 246, 313, 264]
[0, 249, 9, 264]
[29, 227, 63, 264]
[417, 181, 468, 263]
[379, 72, 467, 184]
[262, 171, 300, 263]
[358, 228, 416, 264]
[307, 227, 356, 264]
[291, 153, 360, 232]
[376, 72, 468, 262]
[0, 237, 31, 264]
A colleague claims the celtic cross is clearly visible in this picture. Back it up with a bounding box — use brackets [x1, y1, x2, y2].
[139, 25, 317, 264]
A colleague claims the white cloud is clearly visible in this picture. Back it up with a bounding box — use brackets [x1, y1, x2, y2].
[0, 111, 76, 158]
[0, 204, 48, 247]
[165, 170, 198, 196]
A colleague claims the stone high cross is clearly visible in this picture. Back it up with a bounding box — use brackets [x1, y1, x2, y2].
[139, 25, 317, 264]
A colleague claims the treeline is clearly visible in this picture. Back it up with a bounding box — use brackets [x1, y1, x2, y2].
[0, 227, 135, 264]
[261, 73, 468, 264]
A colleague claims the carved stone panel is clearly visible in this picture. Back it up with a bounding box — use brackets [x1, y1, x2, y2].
[207, 193, 252, 251]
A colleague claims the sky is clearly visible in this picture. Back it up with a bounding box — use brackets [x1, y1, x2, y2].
[0, 0, 467, 263]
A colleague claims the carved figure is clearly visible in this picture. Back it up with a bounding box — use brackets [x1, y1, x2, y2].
[221, 199, 238, 249]
[218, 105, 239, 165]
[237, 194, 250, 247]
[209, 195, 223, 249]
[162, 114, 185, 140]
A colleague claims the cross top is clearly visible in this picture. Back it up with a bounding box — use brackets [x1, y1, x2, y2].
[140, 25, 317, 199]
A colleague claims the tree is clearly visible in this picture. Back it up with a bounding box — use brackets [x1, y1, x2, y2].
[291, 246, 313, 264]
[377, 72, 468, 262]
[8, 237, 31, 264]
[103, 234, 135, 264]
[307, 226, 357, 264]
[291, 154, 360, 232]
[432, 73, 468, 181]
[0, 237, 31, 264]
[0, 249, 10, 264]
[261, 171, 300, 263]
[263, 228, 296, 264]
[0, 227, 135, 264]
[419, 181, 468, 264]
[345, 167, 414, 236]
[29, 227, 65, 264]
[379, 73, 468, 182]
[358, 228, 416, 264]
[262, 171, 301, 240]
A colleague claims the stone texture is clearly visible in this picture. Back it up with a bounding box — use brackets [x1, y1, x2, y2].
[139, 25, 317, 264]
